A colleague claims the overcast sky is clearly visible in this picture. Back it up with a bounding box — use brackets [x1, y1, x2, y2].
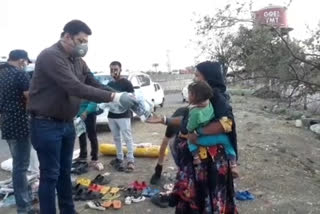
[0, 0, 319, 72]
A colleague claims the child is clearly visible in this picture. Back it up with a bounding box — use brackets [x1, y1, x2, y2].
[187, 81, 238, 176]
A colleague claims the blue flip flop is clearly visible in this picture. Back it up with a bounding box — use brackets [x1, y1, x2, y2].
[235, 191, 255, 201]
[142, 187, 160, 197]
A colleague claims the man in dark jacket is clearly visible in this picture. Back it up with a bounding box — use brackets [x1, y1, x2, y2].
[0, 50, 38, 214]
[28, 20, 137, 214]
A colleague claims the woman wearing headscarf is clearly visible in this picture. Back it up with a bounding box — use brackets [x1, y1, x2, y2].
[148, 61, 238, 214]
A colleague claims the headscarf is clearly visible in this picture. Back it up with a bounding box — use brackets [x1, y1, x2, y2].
[196, 61, 226, 93]
[195, 61, 238, 159]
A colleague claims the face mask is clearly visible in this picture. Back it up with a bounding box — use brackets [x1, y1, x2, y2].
[72, 43, 88, 58]
[112, 71, 120, 79]
[19, 60, 28, 71]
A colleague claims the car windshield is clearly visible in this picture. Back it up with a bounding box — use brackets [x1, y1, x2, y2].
[95, 74, 128, 85]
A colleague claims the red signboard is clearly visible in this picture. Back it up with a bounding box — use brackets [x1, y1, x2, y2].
[253, 6, 288, 28]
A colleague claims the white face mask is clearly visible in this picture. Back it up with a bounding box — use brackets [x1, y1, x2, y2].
[19, 60, 28, 71]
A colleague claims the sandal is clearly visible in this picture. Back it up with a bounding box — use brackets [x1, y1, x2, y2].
[87, 201, 105, 211]
[72, 183, 87, 195]
[142, 187, 160, 198]
[88, 184, 103, 193]
[124, 196, 132, 205]
[235, 191, 255, 201]
[90, 161, 104, 171]
[74, 188, 86, 201]
[109, 187, 120, 194]
[125, 162, 135, 173]
[102, 192, 121, 201]
[151, 193, 170, 208]
[102, 200, 113, 208]
[92, 173, 111, 185]
[81, 190, 102, 201]
[100, 186, 111, 195]
[139, 181, 148, 190]
[129, 181, 140, 190]
[129, 181, 148, 191]
[132, 195, 146, 203]
[112, 200, 122, 209]
[76, 178, 91, 187]
[110, 158, 125, 171]
[71, 162, 89, 175]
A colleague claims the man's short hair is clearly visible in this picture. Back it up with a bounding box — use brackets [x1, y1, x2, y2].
[62, 20, 92, 36]
[110, 61, 122, 68]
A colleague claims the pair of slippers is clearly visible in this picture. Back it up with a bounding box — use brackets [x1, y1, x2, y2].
[235, 191, 255, 201]
[151, 193, 170, 208]
[71, 162, 88, 175]
[76, 178, 91, 187]
[87, 200, 122, 210]
[102, 192, 121, 201]
[74, 189, 102, 201]
[142, 187, 160, 198]
[124, 195, 146, 205]
[129, 181, 148, 191]
[91, 173, 112, 185]
[102, 200, 122, 209]
[124, 187, 146, 205]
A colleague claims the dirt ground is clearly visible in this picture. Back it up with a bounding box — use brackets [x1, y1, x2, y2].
[1, 92, 320, 214]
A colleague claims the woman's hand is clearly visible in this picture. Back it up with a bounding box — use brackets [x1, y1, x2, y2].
[81, 111, 88, 120]
[188, 132, 198, 144]
[146, 114, 164, 124]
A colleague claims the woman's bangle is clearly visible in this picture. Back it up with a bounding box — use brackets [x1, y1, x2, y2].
[166, 118, 172, 125]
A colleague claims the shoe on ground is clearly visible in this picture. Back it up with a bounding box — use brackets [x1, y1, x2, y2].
[151, 193, 169, 208]
[110, 158, 125, 171]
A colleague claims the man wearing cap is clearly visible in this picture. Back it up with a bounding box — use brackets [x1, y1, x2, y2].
[27, 20, 137, 214]
[0, 50, 38, 214]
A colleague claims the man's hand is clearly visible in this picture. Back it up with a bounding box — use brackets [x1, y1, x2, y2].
[146, 115, 164, 124]
[188, 132, 198, 144]
[113, 92, 138, 109]
[80, 112, 87, 120]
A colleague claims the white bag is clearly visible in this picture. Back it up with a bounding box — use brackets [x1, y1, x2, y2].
[74, 117, 86, 137]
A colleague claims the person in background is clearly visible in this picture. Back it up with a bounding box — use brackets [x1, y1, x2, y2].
[0, 50, 38, 214]
[76, 100, 104, 171]
[107, 61, 136, 172]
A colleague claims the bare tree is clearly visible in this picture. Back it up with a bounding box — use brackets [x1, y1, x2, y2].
[152, 63, 159, 73]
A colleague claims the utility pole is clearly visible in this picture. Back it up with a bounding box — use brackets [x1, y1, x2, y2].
[166, 49, 171, 73]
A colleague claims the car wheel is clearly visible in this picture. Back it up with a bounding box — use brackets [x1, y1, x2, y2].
[160, 98, 165, 107]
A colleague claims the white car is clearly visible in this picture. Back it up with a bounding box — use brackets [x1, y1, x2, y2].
[94, 72, 164, 125]
[182, 81, 194, 103]
[182, 84, 188, 103]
